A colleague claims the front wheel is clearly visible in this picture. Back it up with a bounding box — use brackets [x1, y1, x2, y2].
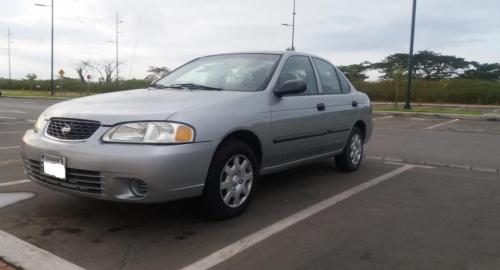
[335, 127, 364, 172]
[201, 141, 258, 220]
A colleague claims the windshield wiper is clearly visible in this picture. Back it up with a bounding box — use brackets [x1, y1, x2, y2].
[167, 83, 223, 91]
[150, 83, 183, 89]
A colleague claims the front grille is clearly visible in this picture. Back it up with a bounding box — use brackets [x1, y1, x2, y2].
[46, 118, 100, 140]
[24, 159, 105, 195]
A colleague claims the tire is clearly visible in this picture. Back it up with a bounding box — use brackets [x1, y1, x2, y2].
[335, 127, 364, 172]
[201, 140, 258, 220]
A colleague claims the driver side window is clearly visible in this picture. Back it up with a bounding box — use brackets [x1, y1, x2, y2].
[277, 56, 318, 95]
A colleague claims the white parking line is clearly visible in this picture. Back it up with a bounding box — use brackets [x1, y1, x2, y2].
[0, 110, 27, 114]
[0, 121, 33, 125]
[373, 116, 393, 121]
[0, 179, 31, 187]
[0, 146, 20, 150]
[180, 164, 416, 270]
[424, 119, 459, 130]
[0, 131, 24, 134]
[0, 116, 16, 120]
[0, 230, 85, 270]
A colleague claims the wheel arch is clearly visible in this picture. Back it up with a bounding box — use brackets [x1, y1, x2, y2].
[353, 120, 367, 141]
[215, 129, 263, 167]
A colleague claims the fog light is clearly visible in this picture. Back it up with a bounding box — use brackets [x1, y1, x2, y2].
[129, 179, 148, 197]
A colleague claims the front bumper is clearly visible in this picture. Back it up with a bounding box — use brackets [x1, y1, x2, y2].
[21, 127, 218, 203]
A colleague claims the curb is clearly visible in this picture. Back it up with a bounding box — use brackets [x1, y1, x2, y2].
[373, 111, 500, 121]
[372, 102, 500, 110]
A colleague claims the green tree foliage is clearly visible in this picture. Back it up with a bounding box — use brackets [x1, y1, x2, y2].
[25, 73, 38, 90]
[461, 62, 500, 80]
[145, 66, 171, 81]
[338, 62, 371, 82]
[374, 51, 469, 80]
[413, 50, 468, 80]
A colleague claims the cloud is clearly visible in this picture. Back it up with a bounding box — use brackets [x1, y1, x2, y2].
[0, 0, 498, 80]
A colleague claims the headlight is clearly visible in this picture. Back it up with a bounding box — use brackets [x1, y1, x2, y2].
[34, 113, 46, 133]
[102, 122, 195, 144]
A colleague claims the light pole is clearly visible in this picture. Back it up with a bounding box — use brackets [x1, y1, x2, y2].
[35, 0, 55, 96]
[3, 28, 13, 89]
[108, 14, 124, 90]
[404, 0, 417, 110]
[281, 0, 296, 51]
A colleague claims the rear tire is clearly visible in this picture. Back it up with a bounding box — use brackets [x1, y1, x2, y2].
[201, 140, 258, 220]
[335, 127, 364, 172]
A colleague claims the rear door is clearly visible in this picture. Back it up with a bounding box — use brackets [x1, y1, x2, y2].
[313, 58, 359, 151]
[269, 55, 327, 166]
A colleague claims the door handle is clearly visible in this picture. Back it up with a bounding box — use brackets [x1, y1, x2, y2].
[352, 100, 358, 107]
[317, 103, 325, 111]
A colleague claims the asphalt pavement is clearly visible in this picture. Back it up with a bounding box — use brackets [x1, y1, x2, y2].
[1, 97, 500, 270]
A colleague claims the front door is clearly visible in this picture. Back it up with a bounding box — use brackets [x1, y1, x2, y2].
[269, 56, 328, 166]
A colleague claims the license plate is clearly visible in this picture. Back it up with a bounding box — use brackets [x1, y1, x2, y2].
[41, 154, 66, 179]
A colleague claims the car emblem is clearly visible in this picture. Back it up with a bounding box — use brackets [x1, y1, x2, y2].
[61, 125, 71, 135]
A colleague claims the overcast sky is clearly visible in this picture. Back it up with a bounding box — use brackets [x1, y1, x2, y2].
[0, 0, 499, 80]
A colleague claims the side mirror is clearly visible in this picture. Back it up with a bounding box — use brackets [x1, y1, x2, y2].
[274, 80, 307, 97]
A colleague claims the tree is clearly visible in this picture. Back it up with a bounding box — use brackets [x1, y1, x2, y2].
[80, 59, 116, 83]
[145, 66, 171, 81]
[372, 53, 408, 79]
[461, 62, 500, 80]
[75, 61, 89, 83]
[338, 62, 371, 82]
[413, 50, 468, 80]
[374, 51, 469, 80]
[25, 73, 37, 90]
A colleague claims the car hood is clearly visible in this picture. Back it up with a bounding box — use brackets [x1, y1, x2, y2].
[44, 88, 253, 125]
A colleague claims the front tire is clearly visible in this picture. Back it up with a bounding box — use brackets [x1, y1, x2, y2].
[335, 127, 364, 172]
[201, 140, 258, 220]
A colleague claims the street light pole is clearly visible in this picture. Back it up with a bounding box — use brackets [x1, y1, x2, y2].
[35, 1, 55, 95]
[281, 0, 296, 51]
[51, 0, 54, 96]
[404, 0, 417, 110]
[291, 0, 296, 51]
[115, 14, 123, 91]
[7, 28, 12, 89]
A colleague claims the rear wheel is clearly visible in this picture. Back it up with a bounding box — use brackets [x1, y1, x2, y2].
[335, 127, 364, 172]
[201, 141, 258, 220]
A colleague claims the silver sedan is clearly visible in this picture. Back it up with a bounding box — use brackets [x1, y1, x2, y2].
[22, 51, 372, 219]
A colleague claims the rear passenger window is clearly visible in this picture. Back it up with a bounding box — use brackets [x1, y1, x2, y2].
[313, 58, 342, 94]
[339, 74, 351, 93]
[277, 56, 318, 95]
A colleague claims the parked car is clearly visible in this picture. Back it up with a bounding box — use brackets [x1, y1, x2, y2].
[22, 51, 372, 219]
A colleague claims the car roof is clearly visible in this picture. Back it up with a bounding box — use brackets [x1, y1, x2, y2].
[205, 51, 325, 59]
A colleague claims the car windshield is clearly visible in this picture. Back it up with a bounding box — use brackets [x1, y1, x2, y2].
[154, 53, 281, 92]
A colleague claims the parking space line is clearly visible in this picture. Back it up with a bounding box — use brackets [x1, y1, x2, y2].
[0, 230, 85, 270]
[0, 116, 16, 120]
[0, 131, 24, 134]
[0, 121, 33, 125]
[0, 146, 20, 150]
[0, 110, 26, 114]
[373, 116, 393, 121]
[180, 164, 416, 270]
[424, 119, 459, 130]
[0, 179, 31, 187]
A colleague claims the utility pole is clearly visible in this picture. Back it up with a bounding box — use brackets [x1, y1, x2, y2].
[35, 0, 55, 95]
[404, 0, 417, 110]
[291, 0, 296, 51]
[115, 14, 123, 90]
[281, 0, 296, 51]
[51, 0, 54, 96]
[7, 28, 12, 89]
